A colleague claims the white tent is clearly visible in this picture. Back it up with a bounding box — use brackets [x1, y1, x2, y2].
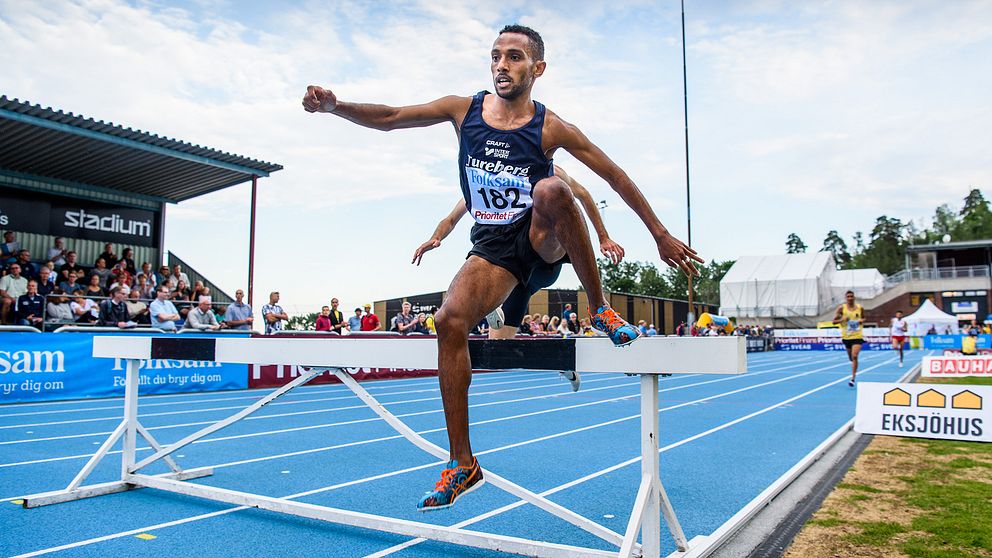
[719, 253, 837, 318]
[903, 299, 960, 335]
[831, 268, 885, 301]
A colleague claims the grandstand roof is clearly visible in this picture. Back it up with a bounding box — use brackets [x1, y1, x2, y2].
[0, 95, 283, 204]
[907, 239, 992, 252]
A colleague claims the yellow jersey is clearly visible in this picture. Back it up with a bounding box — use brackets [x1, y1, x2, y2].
[962, 335, 978, 355]
[839, 304, 864, 340]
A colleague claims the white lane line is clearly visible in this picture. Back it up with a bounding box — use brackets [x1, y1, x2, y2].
[10, 356, 890, 558]
[363, 355, 899, 557]
[0, 373, 634, 431]
[0, 371, 548, 419]
[0, 357, 828, 458]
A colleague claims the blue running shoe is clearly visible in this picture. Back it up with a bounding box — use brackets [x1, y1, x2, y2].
[417, 458, 485, 511]
[590, 304, 640, 347]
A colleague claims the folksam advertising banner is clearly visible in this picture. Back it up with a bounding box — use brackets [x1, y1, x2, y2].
[773, 328, 894, 351]
[923, 335, 992, 350]
[0, 332, 248, 404]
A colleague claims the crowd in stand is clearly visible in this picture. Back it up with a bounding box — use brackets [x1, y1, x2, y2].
[0, 232, 250, 332]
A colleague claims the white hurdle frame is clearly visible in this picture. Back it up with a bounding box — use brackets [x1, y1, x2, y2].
[20, 335, 746, 558]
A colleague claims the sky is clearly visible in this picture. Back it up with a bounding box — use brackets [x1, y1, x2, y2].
[2, 0, 990, 315]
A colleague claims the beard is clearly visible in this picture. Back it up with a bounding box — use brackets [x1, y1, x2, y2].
[493, 78, 530, 100]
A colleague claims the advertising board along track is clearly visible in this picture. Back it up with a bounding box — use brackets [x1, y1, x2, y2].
[19, 335, 746, 558]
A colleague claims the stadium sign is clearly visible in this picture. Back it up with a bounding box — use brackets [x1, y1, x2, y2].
[922, 355, 992, 377]
[0, 189, 159, 247]
[855, 382, 991, 443]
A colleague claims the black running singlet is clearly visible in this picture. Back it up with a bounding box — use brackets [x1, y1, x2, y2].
[457, 91, 554, 225]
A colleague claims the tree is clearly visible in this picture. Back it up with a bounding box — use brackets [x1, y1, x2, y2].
[821, 230, 850, 267]
[956, 188, 992, 241]
[598, 259, 642, 294]
[785, 233, 807, 254]
[286, 312, 317, 331]
[929, 204, 959, 242]
[851, 216, 906, 274]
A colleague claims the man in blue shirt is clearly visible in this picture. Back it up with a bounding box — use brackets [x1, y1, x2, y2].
[347, 307, 363, 332]
[223, 289, 254, 330]
[150, 285, 180, 331]
[16, 280, 45, 330]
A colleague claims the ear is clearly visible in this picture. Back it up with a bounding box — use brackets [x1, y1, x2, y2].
[533, 60, 547, 78]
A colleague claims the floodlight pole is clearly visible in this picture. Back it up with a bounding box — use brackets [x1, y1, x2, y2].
[681, 0, 695, 328]
[248, 175, 258, 307]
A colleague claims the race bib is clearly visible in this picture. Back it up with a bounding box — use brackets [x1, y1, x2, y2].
[848, 320, 861, 331]
[465, 167, 532, 225]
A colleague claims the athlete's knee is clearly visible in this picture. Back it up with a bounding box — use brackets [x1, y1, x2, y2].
[532, 176, 572, 209]
[434, 307, 472, 339]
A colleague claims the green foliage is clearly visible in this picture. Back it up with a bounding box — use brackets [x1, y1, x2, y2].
[596, 257, 734, 304]
[821, 229, 851, 266]
[785, 233, 807, 254]
[286, 312, 317, 331]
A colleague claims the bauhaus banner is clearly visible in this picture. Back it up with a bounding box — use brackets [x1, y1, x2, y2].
[0, 332, 247, 403]
[0, 189, 159, 247]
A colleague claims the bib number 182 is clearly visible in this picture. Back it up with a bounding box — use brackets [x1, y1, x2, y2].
[476, 187, 527, 210]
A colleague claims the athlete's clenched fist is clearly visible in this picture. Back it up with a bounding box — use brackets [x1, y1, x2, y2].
[302, 85, 337, 113]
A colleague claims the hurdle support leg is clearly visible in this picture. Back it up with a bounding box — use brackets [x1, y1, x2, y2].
[21, 359, 213, 508]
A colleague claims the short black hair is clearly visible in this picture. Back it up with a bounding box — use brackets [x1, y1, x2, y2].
[499, 24, 545, 61]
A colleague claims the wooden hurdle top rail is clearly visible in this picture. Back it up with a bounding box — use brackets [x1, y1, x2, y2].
[93, 335, 747, 375]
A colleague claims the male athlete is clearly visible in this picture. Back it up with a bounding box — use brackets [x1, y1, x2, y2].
[890, 310, 908, 367]
[303, 24, 700, 511]
[413, 165, 624, 391]
[833, 290, 864, 387]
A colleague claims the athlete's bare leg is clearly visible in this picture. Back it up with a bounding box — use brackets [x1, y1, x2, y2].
[434, 256, 517, 465]
[490, 325, 518, 339]
[850, 344, 861, 382]
[529, 176, 607, 309]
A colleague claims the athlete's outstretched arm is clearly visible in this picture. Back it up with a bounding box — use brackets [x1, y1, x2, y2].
[412, 199, 467, 266]
[302, 86, 469, 131]
[554, 165, 625, 265]
[547, 116, 702, 276]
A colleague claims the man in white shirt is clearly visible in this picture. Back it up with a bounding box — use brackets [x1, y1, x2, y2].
[1, 263, 29, 324]
[890, 310, 908, 367]
[47, 237, 68, 267]
[262, 291, 288, 334]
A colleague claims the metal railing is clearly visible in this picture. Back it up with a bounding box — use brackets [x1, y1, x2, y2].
[31, 293, 241, 332]
[884, 265, 991, 288]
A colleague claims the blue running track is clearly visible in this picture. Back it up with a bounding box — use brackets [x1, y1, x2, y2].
[0, 350, 928, 557]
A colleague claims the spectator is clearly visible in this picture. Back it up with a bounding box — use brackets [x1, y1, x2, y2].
[98, 286, 132, 328]
[110, 261, 132, 290]
[315, 305, 332, 331]
[223, 289, 254, 330]
[15, 279, 45, 329]
[47, 237, 68, 267]
[35, 266, 55, 297]
[125, 289, 150, 325]
[262, 291, 288, 334]
[425, 308, 437, 333]
[580, 318, 596, 336]
[549, 315, 563, 336]
[675, 321, 687, 336]
[58, 251, 86, 281]
[328, 298, 347, 333]
[347, 307, 363, 332]
[119, 248, 136, 275]
[415, 313, 431, 334]
[155, 265, 172, 290]
[637, 320, 648, 335]
[192, 280, 206, 300]
[536, 314, 551, 335]
[45, 289, 73, 327]
[566, 312, 580, 335]
[150, 285, 181, 331]
[70, 292, 99, 324]
[97, 243, 118, 269]
[133, 274, 154, 299]
[0, 262, 28, 323]
[1, 231, 19, 265]
[646, 324, 658, 336]
[361, 303, 381, 331]
[474, 316, 490, 336]
[136, 262, 157, 290]
[562, 303, 573, 321]
[171, 264, 190, 290]
[172, 280, 193, 319]
[518, 314, 533, 335]
[91, 258, 112, 287]
[394, 301, 418, 334]
[15, 250, 38, 280]
[84, 273, 107, 297]
[58, 271, 82, 295]
[185, 296, 224, 331]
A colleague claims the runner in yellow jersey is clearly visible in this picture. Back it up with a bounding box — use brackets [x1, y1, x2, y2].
[833, 290, 864, 387]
